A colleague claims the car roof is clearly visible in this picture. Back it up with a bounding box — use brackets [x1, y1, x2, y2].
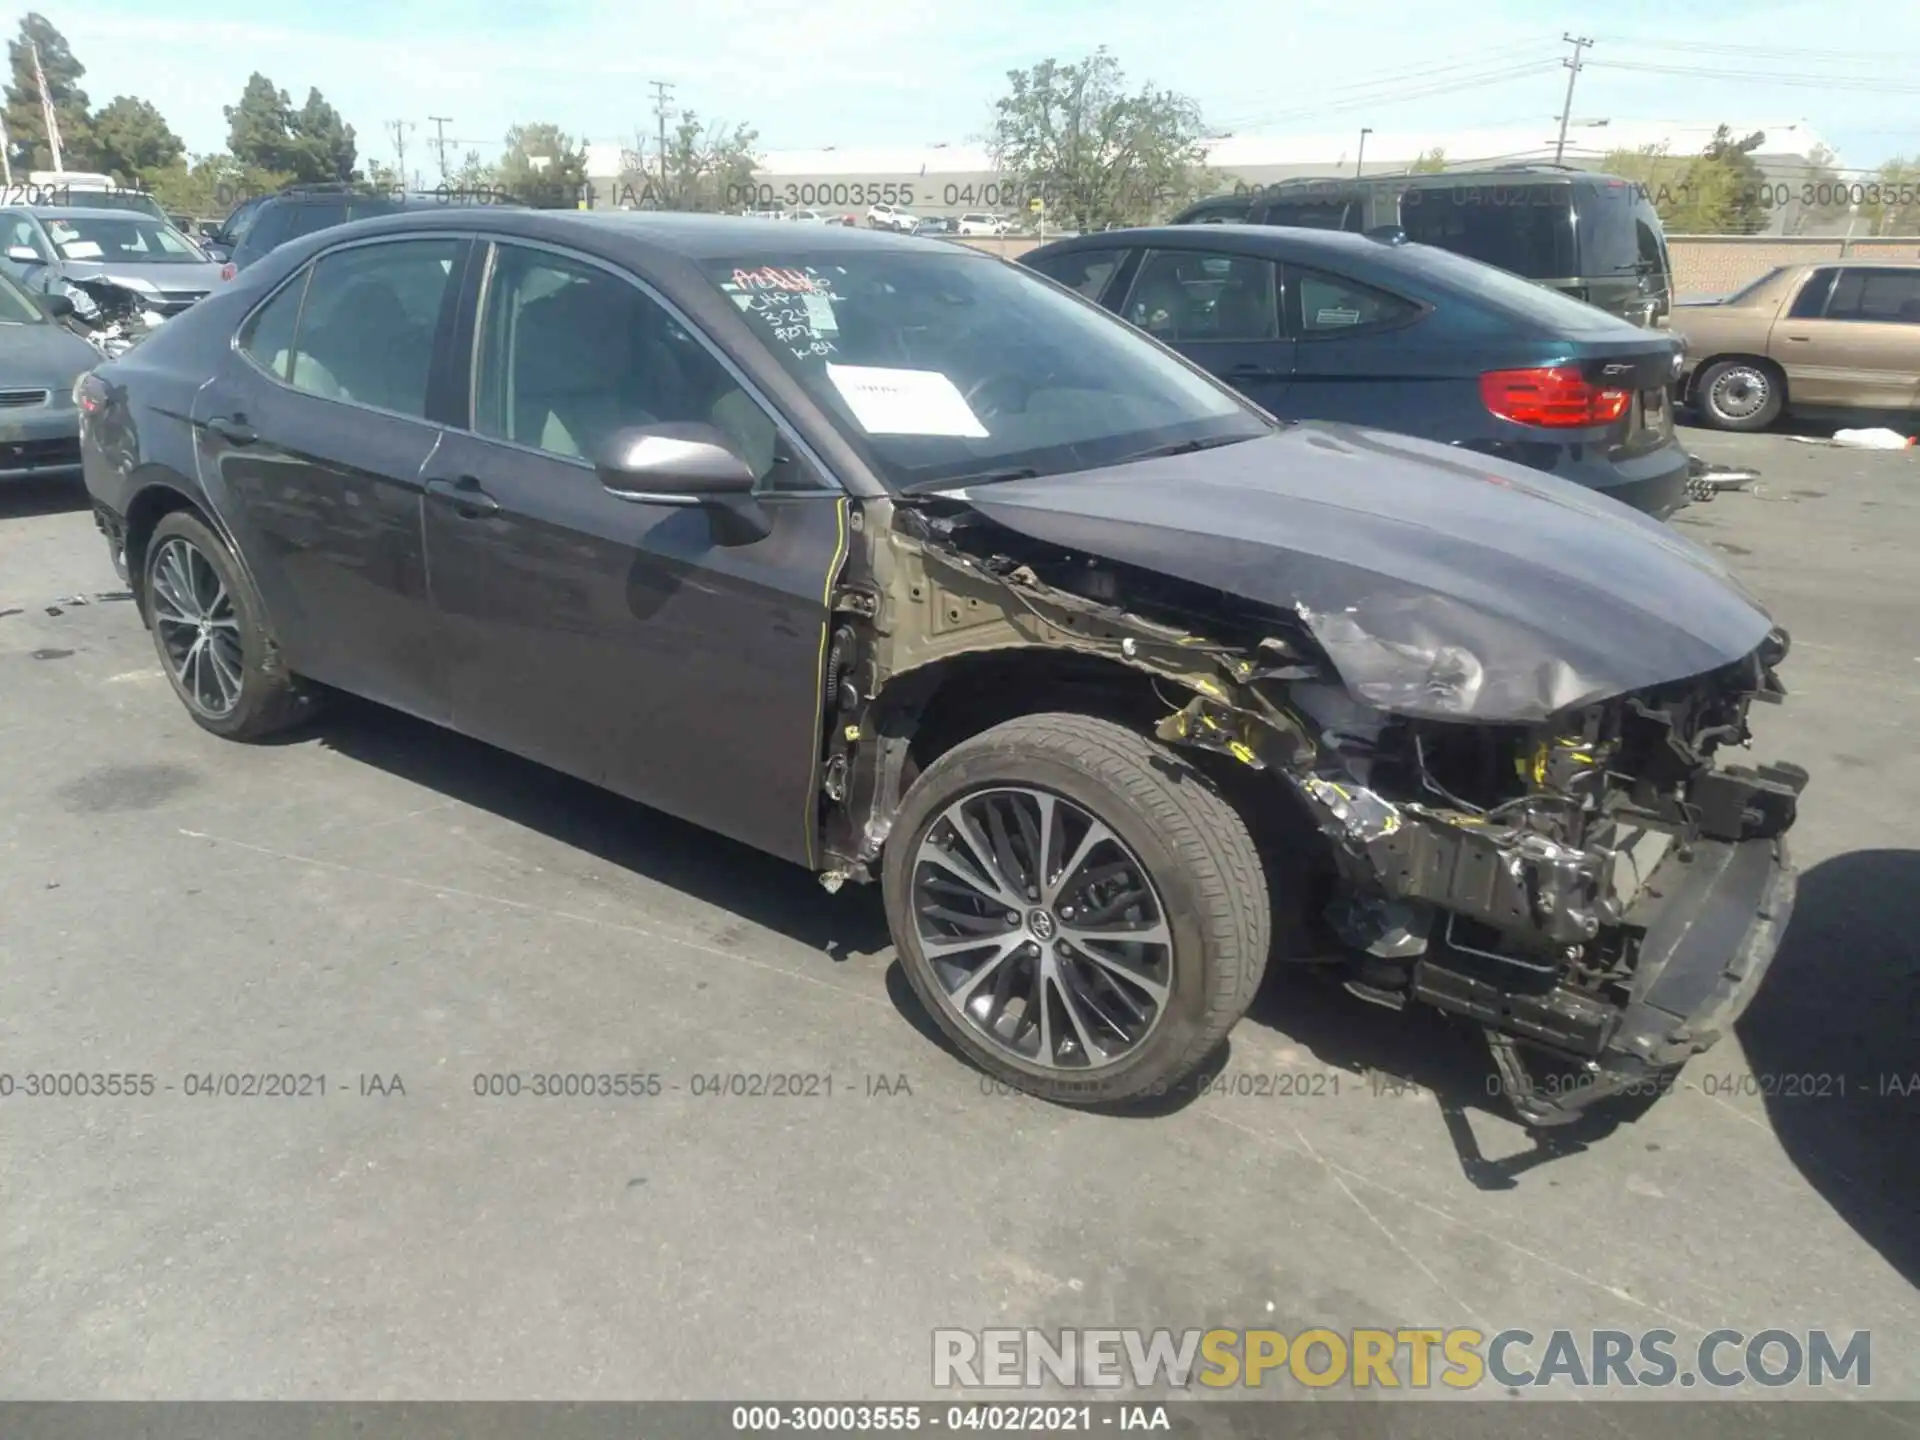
[1032, 223, 1398, 262]
[302, 207, 963, 261]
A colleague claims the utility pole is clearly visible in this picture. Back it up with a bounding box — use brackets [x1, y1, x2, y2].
[1552, 35, 1593, 165]
[1355, 127, 1372, 177]
[428, 116, 453, 182]
[386, 119, 415, 188]
[649, 81, 675, 200]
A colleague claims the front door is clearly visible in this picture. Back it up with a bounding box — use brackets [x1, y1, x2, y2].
[1772, 266, 1920, 409]
[1114, 247, 1295, 413]
[422, 240, 847, 866]
[195, 234, 472, 722]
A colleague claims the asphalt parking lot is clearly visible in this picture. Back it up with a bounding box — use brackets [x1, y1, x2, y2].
[1, 425, 1916, 1411]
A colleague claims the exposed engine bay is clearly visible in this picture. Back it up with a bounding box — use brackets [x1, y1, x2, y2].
[814, 490, 1805, 1126]
[56, 276, 171, 359]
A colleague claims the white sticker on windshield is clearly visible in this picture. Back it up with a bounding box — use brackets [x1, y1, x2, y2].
[825, 364, 987, 438]
[60, 240, 103, 260]
[802, 291, 838, 333]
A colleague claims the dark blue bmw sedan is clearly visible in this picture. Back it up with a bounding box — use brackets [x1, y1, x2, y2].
[1021, 225, 1690, 518]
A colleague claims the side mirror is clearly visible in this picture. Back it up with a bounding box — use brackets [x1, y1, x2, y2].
[6, 245, 41, 264]
[595, 423, 770, 545]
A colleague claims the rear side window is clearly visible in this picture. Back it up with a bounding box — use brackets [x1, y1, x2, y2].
[237, 270, 311, 379]
[1027, 247, 1126, 301]
[1788, 269, 1839, 318]
[1572, 182, 1665, 279]
[1288, 266, 1418, 335]
[1400, 183, 1577, 280]
[1824, 268, 1920, 323]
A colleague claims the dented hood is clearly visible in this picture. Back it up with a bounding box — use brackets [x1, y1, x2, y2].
[954, 423, 1776, 723]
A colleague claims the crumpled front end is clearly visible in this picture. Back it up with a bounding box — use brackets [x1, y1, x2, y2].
[1207, 627, 1805, 1125]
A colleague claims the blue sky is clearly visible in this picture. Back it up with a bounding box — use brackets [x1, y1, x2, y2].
[43, 1, 1920, 175]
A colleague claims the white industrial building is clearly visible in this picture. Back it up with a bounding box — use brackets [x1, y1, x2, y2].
[584, 119, 1844, 234]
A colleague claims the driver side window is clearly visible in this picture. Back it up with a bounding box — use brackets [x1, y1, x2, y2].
[474, 243, 816, 491]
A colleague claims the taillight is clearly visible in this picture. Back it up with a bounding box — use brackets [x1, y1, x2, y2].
[1480, 365, 1630, 428]
[219, 262, 236, 282]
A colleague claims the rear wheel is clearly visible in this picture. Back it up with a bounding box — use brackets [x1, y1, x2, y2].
[1694, 359, 1783, 431]
[882, 713, 1270, 1104]
[144, 510, 318, 741]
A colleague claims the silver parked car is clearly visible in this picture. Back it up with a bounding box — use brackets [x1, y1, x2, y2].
[0, 205, 224, 318]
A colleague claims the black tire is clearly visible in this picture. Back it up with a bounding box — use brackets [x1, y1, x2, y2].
[882, 712, 1271, 1104]
[1694, 358, 1784, 432]
[143, 509, 318, 741]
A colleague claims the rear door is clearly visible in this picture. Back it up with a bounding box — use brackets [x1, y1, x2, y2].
[1112, 246, 1293, 411]
[1770, 267, 1920, 408]
[1277, 263, 1431, 425]
[194, 233, 473, 722]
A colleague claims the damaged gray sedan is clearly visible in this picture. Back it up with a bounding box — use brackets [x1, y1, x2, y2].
[76, 212, 1802, 1126]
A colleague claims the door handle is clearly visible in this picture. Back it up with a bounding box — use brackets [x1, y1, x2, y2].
[1228, 366, 1287, 381]
[1784, 335, 1811, 342]
[425, 475, 501, 518]
[205, 415, 256, 445]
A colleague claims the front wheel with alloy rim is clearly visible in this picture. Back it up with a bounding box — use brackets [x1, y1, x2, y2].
[1694, 358, 1783, 431]
[143, 509, 317, 740]
[882, 712, 1271, 1104]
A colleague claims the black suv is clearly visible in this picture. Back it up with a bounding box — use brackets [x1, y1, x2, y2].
[222, 183, 526, 277]
[1173, 166, 1675, 327]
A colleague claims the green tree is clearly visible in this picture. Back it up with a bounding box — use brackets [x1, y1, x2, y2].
[90, 95, 183, 185]
[144, 152, 291, 219]
[453, 148, 495, 193]
[622, 110, 758, 211]
[225, 72, 298, 174]
[497, 122, 589, 208]
[1408, 147, 1447, 173]
[1861, 155, 1920, 236]
[989, 47, 1210, 231]
[4, 13, 96, 172]
[1608, 128, 1769, 234]
[287, 88, 356, 182]
[1781, 143, 1850, 235]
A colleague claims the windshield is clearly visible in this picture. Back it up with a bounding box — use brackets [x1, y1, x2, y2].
[0, 265, 44, 323]
[44, 214, 207, 264]
[1398, 182, 1577, 280]
[703, 249, 1268, 490]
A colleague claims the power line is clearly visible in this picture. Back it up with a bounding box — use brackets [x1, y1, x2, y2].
[1216, 62, 1560, 130]
[1586, 59, 1920, 92]
[1552, 34, 1594, 165]
[1206, 40, 1560, 114]
[1590, 34, 1920, 64]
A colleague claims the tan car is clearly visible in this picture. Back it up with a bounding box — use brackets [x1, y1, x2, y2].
[1673, 259, 1920, 430]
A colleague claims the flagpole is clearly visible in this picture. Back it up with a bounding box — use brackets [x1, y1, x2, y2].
[31, 39, 65, 172]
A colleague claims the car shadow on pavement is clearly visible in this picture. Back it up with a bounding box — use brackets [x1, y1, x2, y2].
[0, 477, 91, 519]
[1240, 966, 1661, 1187]
[311, 692, 894, 962]
[1736, 847, 1920, 1288]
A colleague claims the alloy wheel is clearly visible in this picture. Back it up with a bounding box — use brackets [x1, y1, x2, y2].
[149, 535, 245, 718]
[910, 786, 1174, 1072]
[1709, 366, 1769, 421]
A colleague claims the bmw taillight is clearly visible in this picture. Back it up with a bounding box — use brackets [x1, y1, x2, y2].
[219, 262, 236, 282]
[1480, 366, 1630, 428]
